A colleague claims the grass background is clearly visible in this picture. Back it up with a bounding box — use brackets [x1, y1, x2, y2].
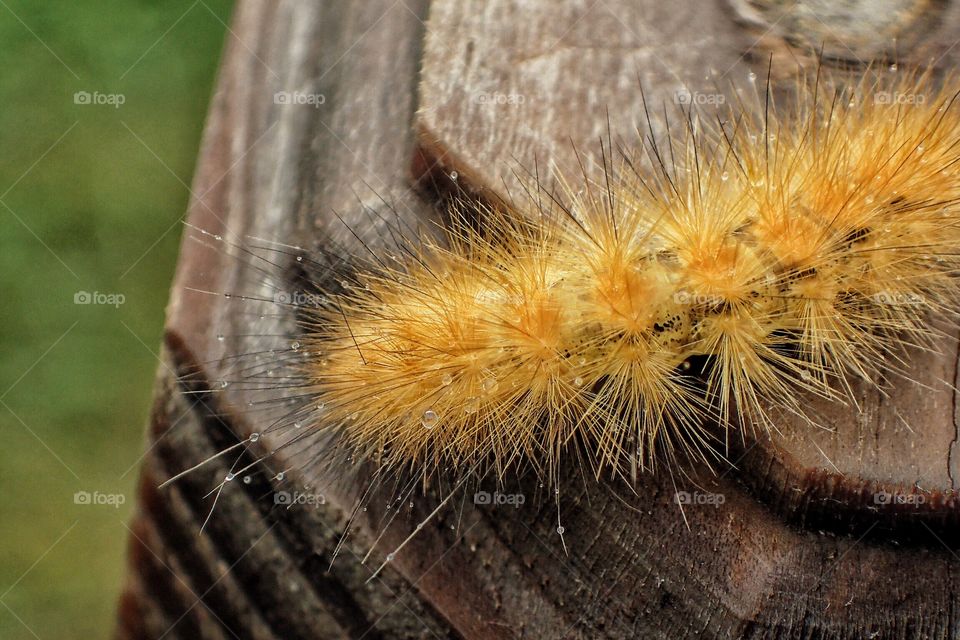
[0, 2, 232, 637]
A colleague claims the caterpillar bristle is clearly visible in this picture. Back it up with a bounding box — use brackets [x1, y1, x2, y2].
[193, 65, 960, 493]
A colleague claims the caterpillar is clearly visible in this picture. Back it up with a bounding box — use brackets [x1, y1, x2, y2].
[188, 65, 960, 497]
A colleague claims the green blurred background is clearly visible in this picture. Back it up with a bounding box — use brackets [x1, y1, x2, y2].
[0, 2, 232, 637]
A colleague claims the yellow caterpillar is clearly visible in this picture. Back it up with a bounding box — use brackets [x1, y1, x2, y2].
[266, 68, 960, 486]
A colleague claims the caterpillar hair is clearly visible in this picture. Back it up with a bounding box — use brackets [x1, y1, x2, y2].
[182, 64, 960, 499]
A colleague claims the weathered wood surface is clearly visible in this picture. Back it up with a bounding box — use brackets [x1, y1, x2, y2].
[117, 1, 960, 638]
[727, 0, 960, 73]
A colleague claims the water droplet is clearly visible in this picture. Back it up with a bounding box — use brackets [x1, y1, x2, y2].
[421, 410, 439, 429]
[441, 373, 453, 386]
[557, 525, 565, 534]
[294, 421, 303, 429]
[747, 71, 757, 82]
[296, 255, 303, 262]
[481, 377, 498, 393]
[242, 475, 251, 484]
[574, 376, 584, 387]
[225, 473, 235, 482]
[218, 380, 228, 389]
[386, 552, 396, 561]
[463, 398, 479, 414]
[889, 63, 898, 72]
[276, 472, 285, 481]
[217, 334, 225, 342]
[249, 432, 260, 442]
[721, 171, 729, 181]
[449, 171, 459, 181]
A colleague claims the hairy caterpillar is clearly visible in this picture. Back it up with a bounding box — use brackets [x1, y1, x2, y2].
[183, 65, 960, 506]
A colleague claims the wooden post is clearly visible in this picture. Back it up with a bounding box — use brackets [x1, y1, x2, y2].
[116, 1, 960, 638]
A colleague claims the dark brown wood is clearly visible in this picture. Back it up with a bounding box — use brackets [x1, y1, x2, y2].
[117, 1, 960, 638]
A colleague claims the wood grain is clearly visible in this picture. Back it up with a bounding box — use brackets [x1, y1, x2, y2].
[116, 1, 960, 638]
[416, 0, 757, 196]
[727, 0, 960, 73]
